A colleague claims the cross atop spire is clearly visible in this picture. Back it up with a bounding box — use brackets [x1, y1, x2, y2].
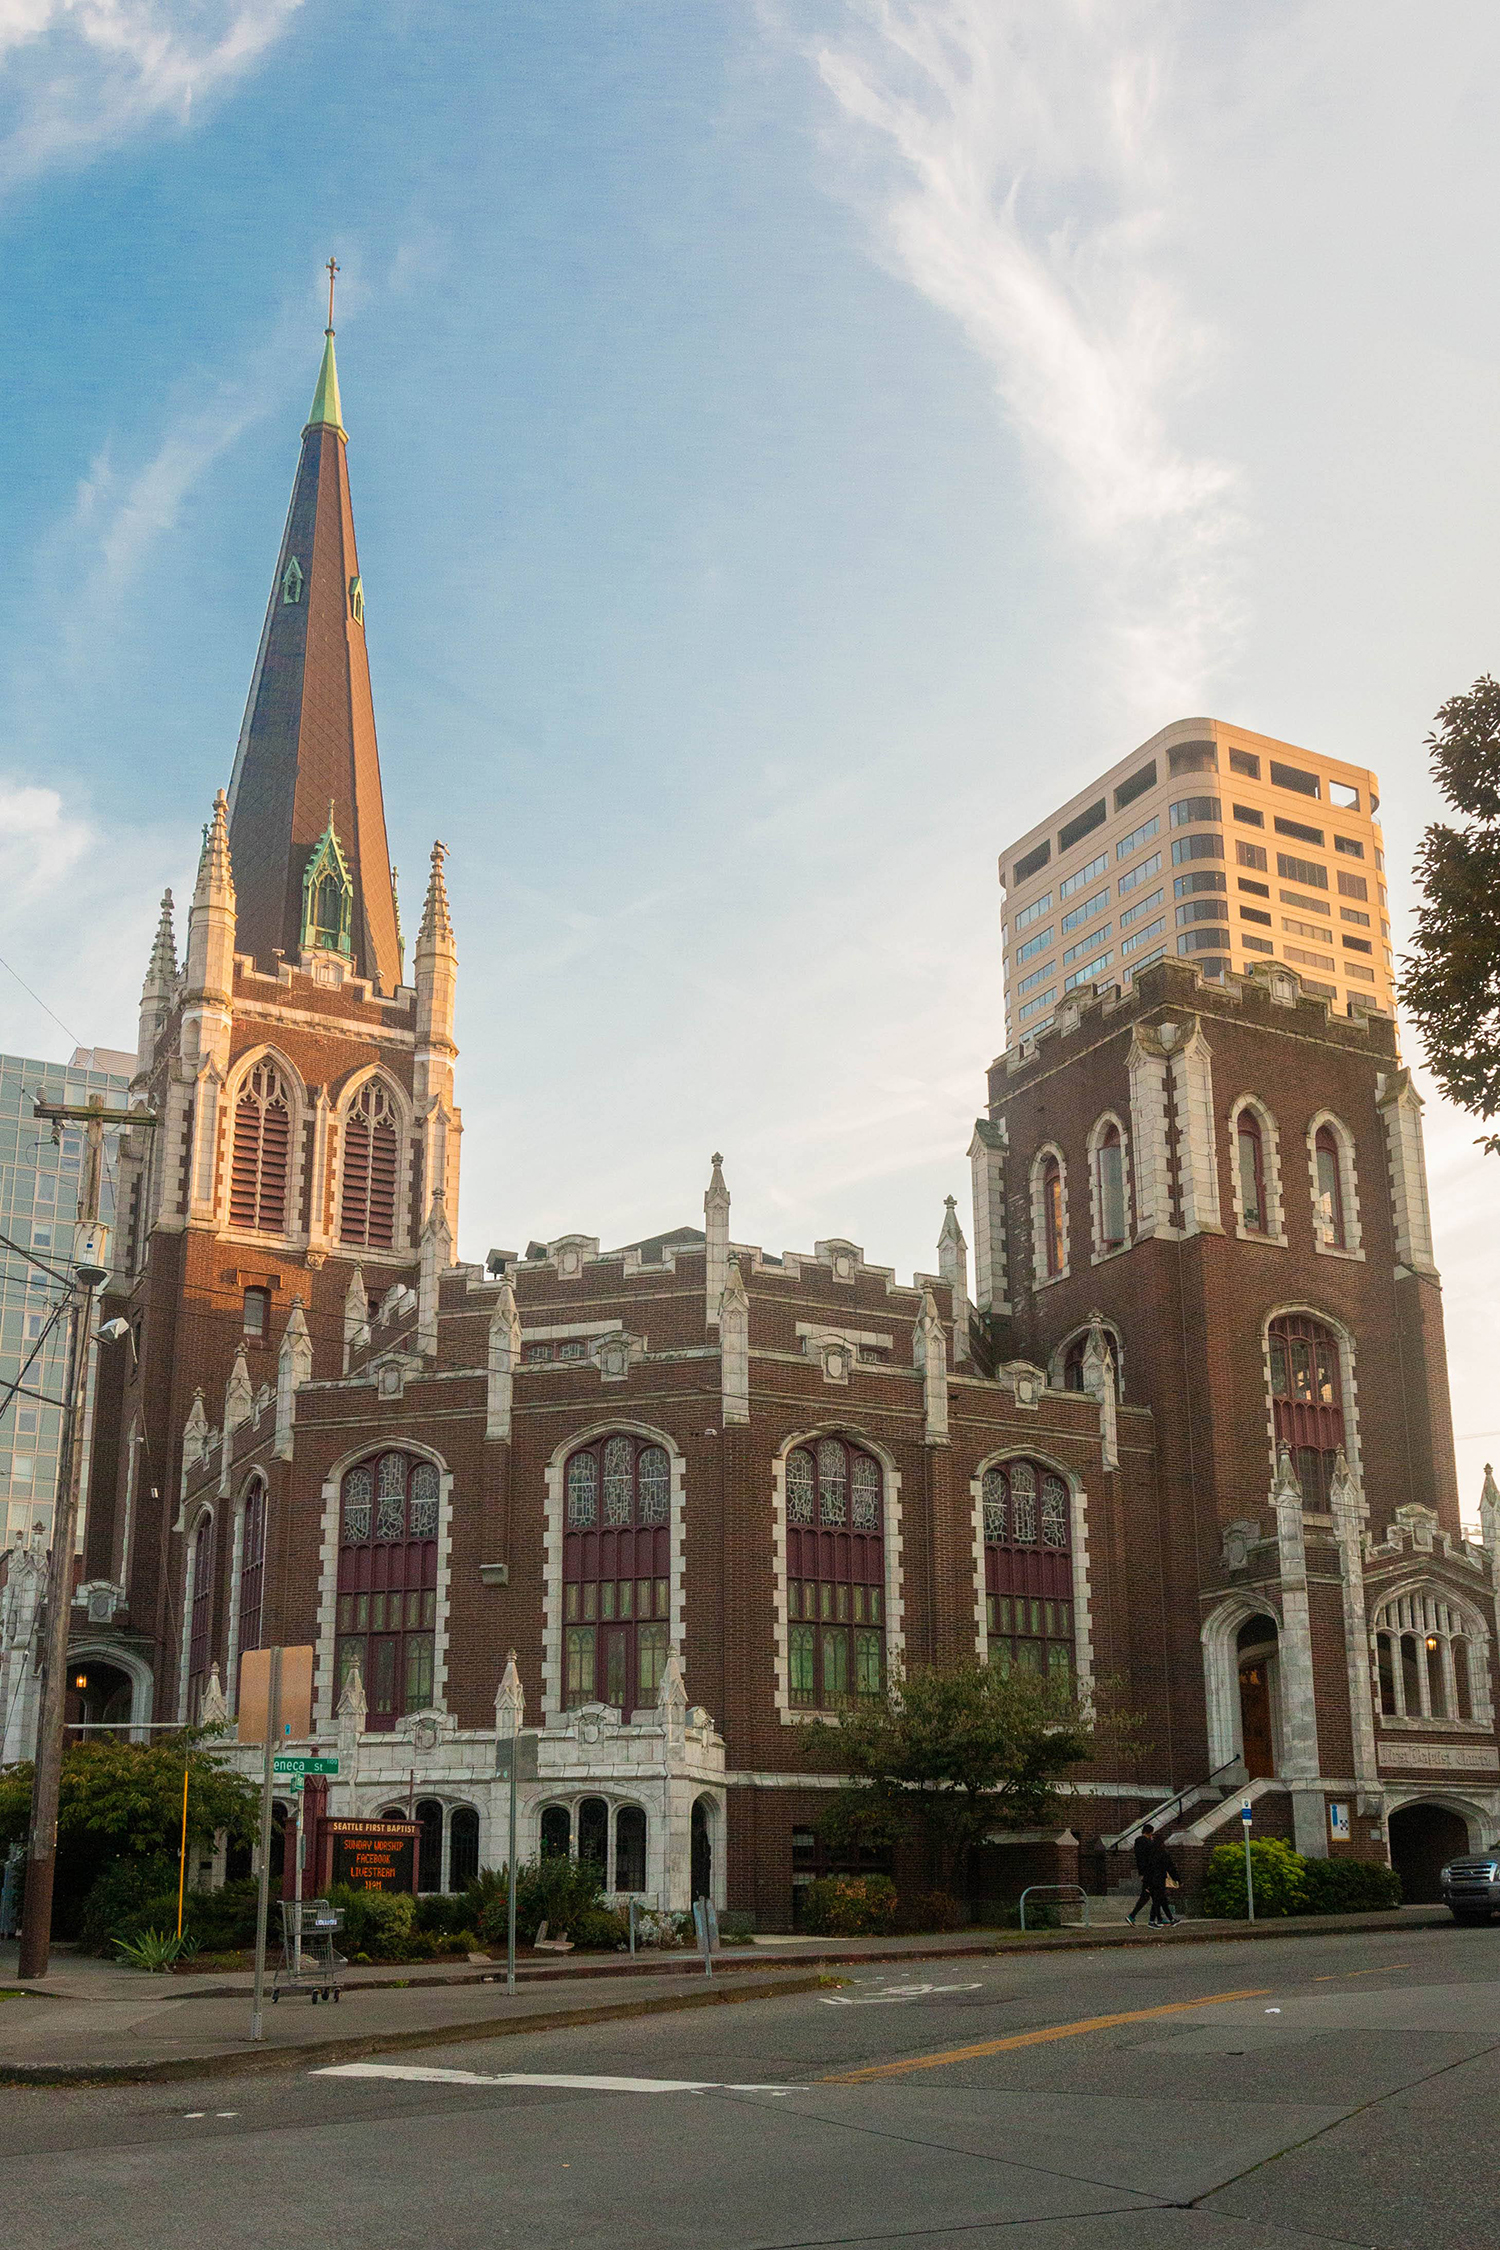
[325, 255, 339, 333]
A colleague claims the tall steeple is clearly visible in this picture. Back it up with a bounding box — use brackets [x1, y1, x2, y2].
[225, 273, 402, 995]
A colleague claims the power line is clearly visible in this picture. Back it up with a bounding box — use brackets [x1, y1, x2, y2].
[0, 949, 84, 1051]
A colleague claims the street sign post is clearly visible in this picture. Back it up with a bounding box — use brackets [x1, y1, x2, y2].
[272, 1755, 339, 1776]
[1241, 1799, 1256, 1922]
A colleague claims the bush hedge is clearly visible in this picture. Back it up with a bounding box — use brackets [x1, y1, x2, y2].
[797, 1874, 899, 1936]
[1201, 1840, 1402, 1919]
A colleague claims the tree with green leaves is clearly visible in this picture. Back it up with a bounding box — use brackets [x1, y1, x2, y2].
[806, 1659, 1109, 1897]
[1402, 676, 1500, 1152]
[0, 1735, 257, 1937]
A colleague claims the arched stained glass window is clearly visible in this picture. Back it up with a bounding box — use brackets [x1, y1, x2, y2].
[188, 1513, 216, 1718]
[1040, 1157, 1064, 1277]
[562, 1436, 671, 1713]
[230, 1061, 291, 1234]
[785, 1438, 885, 1711]
[1314, 1127, 1346, 1248]
[339, 1080, 399, 1250]
[1096, 1125, 1126, 1251]
[1237, 1111, 1267, 1233]
[1267, 1313, 1344, 1506]
[335, 1451, 439, 1729]
[981, 1460, 1074, 1686]
[238, 1482, 265, 1685]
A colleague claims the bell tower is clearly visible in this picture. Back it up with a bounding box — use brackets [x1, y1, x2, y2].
[87, 302, 461, 1718]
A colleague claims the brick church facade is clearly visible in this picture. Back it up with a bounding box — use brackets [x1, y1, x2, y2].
[32, 328, 1500, 1921]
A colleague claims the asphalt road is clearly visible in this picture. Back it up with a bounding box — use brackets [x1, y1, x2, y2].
[4, 1922, 1498, 2248]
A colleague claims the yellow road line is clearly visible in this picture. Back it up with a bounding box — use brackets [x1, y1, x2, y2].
[823, 1987, 1272, 2083]
[1313, 1963, 1410, 1980]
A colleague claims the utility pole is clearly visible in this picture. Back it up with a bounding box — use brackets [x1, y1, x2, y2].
[17, 1094, 153, 1981]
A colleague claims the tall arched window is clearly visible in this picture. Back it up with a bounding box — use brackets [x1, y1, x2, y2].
[1237, 1110, 1267, 1233]
[563, 1436, 671, 1712]
[1268, 1314, 1345, 1506]
[1314, 1126, 1346, 1249]
[449, 1805, 480, 1890]
[981, 1461, 1074, 1685]
[335, 1451, 440, 1728]
[785, 1437, 885, 1710]
[339, 1080, 399, 1249]
[1374, 1588, 1481, 1722]
[1095, 1125, 1126, 1252]
[187, 1514, 216, 1718]
[229, 1061, 291, 1233]
[238, 1482, 265, 1682]
[1040, 1157, 1064, 1277]
[615, 1804, 648, 1892]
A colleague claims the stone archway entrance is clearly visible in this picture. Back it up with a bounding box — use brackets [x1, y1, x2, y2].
[1237, 1618, 1280, 1779]
[1388, 1802, 1471, 1904]
[66, 1659, 135, 1738]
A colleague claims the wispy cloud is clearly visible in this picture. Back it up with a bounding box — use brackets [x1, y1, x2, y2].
[0, 0, 302, 190]
[804, 0, 1242, 717]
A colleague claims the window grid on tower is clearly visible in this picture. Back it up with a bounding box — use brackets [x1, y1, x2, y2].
[340, 1080, 399, 1249]
[229, 1061, 292, 1234]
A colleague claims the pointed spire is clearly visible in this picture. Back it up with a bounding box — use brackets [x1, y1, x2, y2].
[148, 891, 177, 984]
[307, 329, 344, 435]
[417, 841, 454, 953]
[225, 313, 402, 993]
[704, 1151, 730, 1331]
[937, 1194, 970, 1363]
[1273, 1442, 1302, 1503]
[494, 1649, 526, 1735]
[195, 791, 234, 908]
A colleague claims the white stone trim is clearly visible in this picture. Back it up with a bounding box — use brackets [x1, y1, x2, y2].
[222, 1470, 266, 1719]
[1126, 1029, 1177, 1239]
[1085, 1109, 1134, 1262]
[541, 1421, 687, 1725]
[1259, 1302, 1365, 1498]
[968, 1120, 1010, 1314]
[313, 1439, 456, 1725]
[1201, 1591, 1282, 1772]
[1306, 1109, 1364, 1260]
[968, 1448, 1094, 1704]
[1227, 1092, 1287, 1246]
[217, 1042, 311, 1237]
[1046, 1319, 1126, 1401]
[771, 1428, 904, 1725]
[1378, 1071, 1438, 1274]
[177, 1500, 215, 1723]
[523, 1319, 625, 1343]
[1169, 1019, 1222, 1236]
[1028, 1142, 1070, 1287]
[1370, 1577, 1495, 1728]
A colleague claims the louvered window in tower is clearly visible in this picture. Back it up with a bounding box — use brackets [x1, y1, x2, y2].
[340, 1080, 399, 1248]
[229, 1062, 291, 1233]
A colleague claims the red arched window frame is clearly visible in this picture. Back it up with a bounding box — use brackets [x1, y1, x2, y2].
[238, 1483, 266, 1679]
[981, 1461, 1074, 1685]
[187, 1513, 216, 1718]
[1237, 1110, 1267, 1233]
[785, 1438, 885, 1710]
[1040, 1157, 1064, 1277]
[1314, 1126, 1346, 1248]
[229, 1061, 291, 1232]
[1096, 1125, 1125, 1250]
[335, 1452, 439, 1728]
[563, 1436, 672, 1713]
[1268, 1313, 1345, 1506]
[340, 1080, 400, 1249]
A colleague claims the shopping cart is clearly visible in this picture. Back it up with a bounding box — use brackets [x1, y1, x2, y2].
[272, 1897, 346, 2003]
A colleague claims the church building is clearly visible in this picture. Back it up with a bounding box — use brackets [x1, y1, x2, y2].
[29, 321, 1500, 1922]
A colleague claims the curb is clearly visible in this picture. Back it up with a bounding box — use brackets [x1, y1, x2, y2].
[0, 1970, 833, 2088]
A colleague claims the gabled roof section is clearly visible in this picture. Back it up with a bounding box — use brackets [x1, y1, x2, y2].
[225, 328, 402, 994]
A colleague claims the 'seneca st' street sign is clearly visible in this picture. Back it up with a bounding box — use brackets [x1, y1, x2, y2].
[272, 1755, 339, 1776]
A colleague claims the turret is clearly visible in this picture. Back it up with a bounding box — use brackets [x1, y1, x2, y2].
[136, 890, 177, 1077]
[414, 842, 461, 1230]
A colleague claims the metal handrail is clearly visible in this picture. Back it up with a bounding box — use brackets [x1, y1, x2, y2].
[1110, 1759, 1245, 1853]
[1018, 1883, 1089, 1931]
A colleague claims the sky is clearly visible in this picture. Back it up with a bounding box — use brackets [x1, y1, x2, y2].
[0, 1, 1497, 1511]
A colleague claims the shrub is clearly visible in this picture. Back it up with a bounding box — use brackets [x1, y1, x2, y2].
[113, 1928, 198, 1973]
[470, 1856, 612, 1948]
[182, 1877, 262, 1953]
[78, 1855, 176, 1954]
[1300, 1857, 1403, 1913]
[1201, 1838, 1311, 1919]
[718, 1909, 756, 1941]
[329, 1886, 420, 1961]
[798, 1874, 899, 1936]
[896, 1890, 966, 1934]
[414, 1892, 475, 1937]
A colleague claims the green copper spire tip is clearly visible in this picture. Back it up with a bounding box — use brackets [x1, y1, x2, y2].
[307, 329, 344, 434]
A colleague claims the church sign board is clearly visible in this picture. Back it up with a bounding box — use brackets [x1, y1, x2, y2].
[322, 1819, 419, 1895]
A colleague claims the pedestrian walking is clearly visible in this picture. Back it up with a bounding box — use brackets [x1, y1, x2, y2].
[1126, 1823, 1157, 1925]
[1144, 1833, 1181, 1928]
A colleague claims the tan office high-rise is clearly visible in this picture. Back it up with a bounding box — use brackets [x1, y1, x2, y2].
[996, 719, 1395, 1046]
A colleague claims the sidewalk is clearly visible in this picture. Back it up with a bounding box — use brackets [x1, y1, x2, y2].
[0, 1906, 1451, 2086]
